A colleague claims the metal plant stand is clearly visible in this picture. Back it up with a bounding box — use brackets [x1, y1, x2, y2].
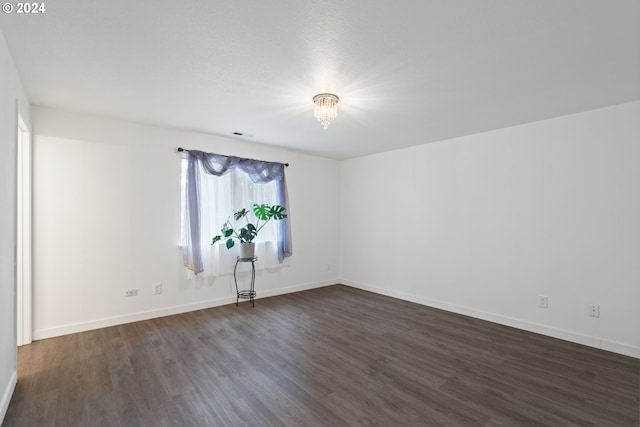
[234, 257, 257, 307]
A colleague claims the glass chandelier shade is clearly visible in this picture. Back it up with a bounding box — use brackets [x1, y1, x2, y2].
[313, 93, 339, 129]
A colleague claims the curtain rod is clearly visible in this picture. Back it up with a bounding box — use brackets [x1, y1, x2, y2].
[177, 147, 289, 167]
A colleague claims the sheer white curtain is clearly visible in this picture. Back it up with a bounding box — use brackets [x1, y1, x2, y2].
[181, 157, 280, 277]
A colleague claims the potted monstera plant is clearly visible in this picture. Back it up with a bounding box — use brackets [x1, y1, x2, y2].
[211, 203, 287, 259]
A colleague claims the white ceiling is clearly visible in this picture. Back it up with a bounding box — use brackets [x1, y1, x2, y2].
[1, 0, 639, 159]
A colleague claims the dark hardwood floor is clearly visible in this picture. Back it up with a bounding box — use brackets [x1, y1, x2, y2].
[3, 285, 639, 426]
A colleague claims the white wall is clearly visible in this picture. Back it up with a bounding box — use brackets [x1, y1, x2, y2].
[31, 106, 340, 339]
[340, 101, 640, 358]
[31, 102, 640, 359]
[0, 29, 30, 422]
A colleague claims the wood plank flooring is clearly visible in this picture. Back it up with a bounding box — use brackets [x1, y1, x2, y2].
[3, 285, 639, 426]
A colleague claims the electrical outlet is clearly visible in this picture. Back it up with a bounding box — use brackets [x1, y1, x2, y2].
[125, 289, 138, 297]
[153, 283, 163, 295]
[538, 295, 549, 309]
[589, 305, 600, 318]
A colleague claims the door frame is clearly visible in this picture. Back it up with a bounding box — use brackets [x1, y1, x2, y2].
[16, 111, 32, 346]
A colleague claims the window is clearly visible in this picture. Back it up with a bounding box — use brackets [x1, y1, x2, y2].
[180, 152, 290, 276]
[181, 157, 278, 245]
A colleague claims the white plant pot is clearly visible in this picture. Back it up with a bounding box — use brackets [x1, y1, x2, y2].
[239, 242, 256, 259]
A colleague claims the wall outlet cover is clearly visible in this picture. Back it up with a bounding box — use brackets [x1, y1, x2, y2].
[538, 295, 549, 309]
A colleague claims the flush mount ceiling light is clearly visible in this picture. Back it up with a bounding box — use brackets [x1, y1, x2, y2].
[313, 93, 339, 129]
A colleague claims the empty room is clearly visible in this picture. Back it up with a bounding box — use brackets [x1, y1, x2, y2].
[1, 1, 639, 426]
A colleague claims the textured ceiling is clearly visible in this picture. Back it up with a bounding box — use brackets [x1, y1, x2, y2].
[1, 0, 639, 159]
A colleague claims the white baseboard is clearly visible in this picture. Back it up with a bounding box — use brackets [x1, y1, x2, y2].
[1, 370, 17, 424]
[33, 280, 337, 341]
[341, 279, 640, 359]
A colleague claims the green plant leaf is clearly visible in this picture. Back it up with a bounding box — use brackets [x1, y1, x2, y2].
[234, 208, 249, 221]
[253, 203, 271, 221]
[226, 239, 235, 249]
[239, 224, 257, 242]
[221, 222, 234, 238]
[211, 235, 222, 245]
[269, 205, 287, 220]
